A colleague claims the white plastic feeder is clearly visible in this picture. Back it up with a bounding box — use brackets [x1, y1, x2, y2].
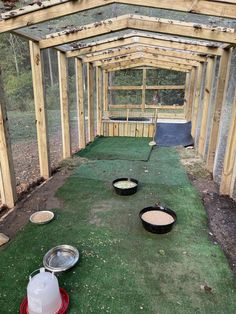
[27, 268, 61, 314]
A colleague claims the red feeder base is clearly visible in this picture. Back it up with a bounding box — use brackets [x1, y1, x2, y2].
[20, 287, 69, 314]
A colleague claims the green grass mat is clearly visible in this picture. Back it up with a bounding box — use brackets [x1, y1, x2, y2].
[77, 136, 153, 161]
[0, 145, 236, 313]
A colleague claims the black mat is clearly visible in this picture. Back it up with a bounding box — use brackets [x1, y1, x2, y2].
[155, 121, 194, 147]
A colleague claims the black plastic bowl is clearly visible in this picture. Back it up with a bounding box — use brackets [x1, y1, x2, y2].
[139, 205, 177, 234]
[112, 178, 138, 196]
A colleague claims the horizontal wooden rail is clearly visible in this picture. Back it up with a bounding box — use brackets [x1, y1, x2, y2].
[108, 85, 185, 90]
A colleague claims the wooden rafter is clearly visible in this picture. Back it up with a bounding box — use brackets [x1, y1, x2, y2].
[82, 45, 207, 63]
[206, 48, 233, 172]
[37, 15, 234, 49]
[94, 52, 200, 67]
[66, 34, 223, 58]
[1, 0, 236, 34]
[104, 59, 192, 72]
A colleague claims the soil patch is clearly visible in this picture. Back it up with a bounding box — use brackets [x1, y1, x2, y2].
[178, 146, 236, 275]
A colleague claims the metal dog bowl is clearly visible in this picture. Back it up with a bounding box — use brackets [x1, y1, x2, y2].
[139, 205, 177, 234]
[43, 245, 79, 272]
[112, 178, 138, 196]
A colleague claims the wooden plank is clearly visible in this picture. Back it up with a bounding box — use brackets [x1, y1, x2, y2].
[96, 52, 200, 67]
[198, 57, 215, 156]
[83, 46, 207, 63]
[87, 63, 95, 142]
[220, 93, 236, 195]
[109, 104, 184, 109]
[143, 124, 149, 137]
[29, 41, 50, 179]
[1, 0, 236, 35]
[108, 85, 185, 90]
[186, 67, 197, 121]
[75, 58, 86, 149]
[109, 86, 142, 90]
[206, 48, 233, 171]
[148, 124, 155, 138]
[109, 122, 114, 136]
[58, 51, 71, 159]
[96, 67, 102, 136]
[183, 72, 191, 118]
[39, 15, 235, 49]
[142, 68, 147, 112]
[130, 123, 136, 137]
[191, 63, 204, 137]
[105, 59, 191, 72]
[67, 34, 223, 58]
[127, 15, 235, 43]
[0, 68, 17, 207]
[103, 70, 108, 111]
[113, 123, 119, 136]
[119, 123, 125, 136]
[136, 123, 144, 137]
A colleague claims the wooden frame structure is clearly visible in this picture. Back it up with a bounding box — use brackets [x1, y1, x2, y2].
[0, 0, 236, 207]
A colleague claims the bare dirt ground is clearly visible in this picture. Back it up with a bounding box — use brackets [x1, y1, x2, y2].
[178, 146, 236, 275]
[1, 145, 236, 276]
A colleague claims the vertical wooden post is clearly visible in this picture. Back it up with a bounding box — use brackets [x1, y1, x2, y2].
[206, 48, 232, 172]
[58, 51, 71, 159]
[198, 57, 215, 156]
[103, 70, 108, 112]
[186, 67, 197, 121]
[183, 72, 191, 118]
[191, 63, 204, 137]
[75, 58, 86, 149]
[220, 93, 236, 195]
[142, 68, 147, 111]
[0, 68, 16, 207]
[96, 66, 102, 136]
[87, 63, 94, 142]
[29, 41, 50, 179]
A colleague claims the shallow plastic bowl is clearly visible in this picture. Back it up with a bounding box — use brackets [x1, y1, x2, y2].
[139, 205, 177, 234]
[112, 178, 138, 196]
[30, 211, 54, 225]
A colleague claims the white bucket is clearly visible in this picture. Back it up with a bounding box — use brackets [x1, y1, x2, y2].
[27, 268, 61, 314]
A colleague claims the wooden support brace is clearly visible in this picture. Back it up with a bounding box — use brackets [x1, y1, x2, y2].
[198, 57, 215, 156]
[183, 72, 191, 118]
[75, 58, 86, 149]
[96, 67, 102, 136]
[58, 51, 71, 159]
[186, 67, 197, 121]
[103, 70, 108, 111]
[191, 63, 204, 137]
[206, 48, 233, 172]
[29, 41, 50, 179]
[220, 92, 236, 195]
[142, 68, 146, 112]
[87, 63, 95, 142]
[0, 68, 17, 208]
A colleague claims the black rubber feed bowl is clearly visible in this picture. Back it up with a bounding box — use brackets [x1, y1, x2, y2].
[112, 178, 138, 196]
[139, 206, 177, 234]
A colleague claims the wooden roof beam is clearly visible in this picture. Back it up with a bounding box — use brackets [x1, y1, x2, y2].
[82, 45, 207, 63]
[66, 35, 223, 58]
[93, 52, 201, 67]
[38, 15, 234, 49]
[1, 0, 236, 34]
[102, 59, 192, 72]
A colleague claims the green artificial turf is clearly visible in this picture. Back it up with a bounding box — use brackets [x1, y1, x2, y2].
[77, 136, 153, 161]
[0, 139, 236, 313]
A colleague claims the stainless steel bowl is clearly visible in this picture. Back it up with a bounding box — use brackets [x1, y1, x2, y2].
[43, 245, 79, 272]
